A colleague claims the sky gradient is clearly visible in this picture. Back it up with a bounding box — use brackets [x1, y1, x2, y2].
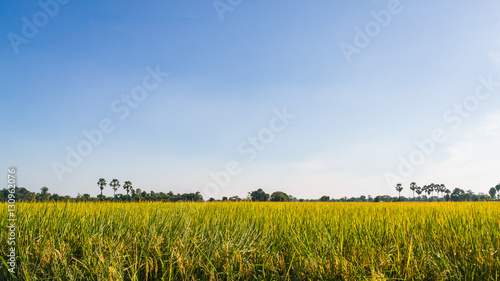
[1, 0, 500, 199]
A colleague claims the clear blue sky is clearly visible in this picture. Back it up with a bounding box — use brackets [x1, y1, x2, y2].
[1, 0, 499, 199]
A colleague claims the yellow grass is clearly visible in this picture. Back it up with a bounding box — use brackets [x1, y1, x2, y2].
[1, 202, 500, 280]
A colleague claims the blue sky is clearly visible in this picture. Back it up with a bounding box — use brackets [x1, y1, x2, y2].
[1, 0, 500, 199]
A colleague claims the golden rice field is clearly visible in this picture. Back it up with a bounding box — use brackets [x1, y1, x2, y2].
[1, 202, 500, 280]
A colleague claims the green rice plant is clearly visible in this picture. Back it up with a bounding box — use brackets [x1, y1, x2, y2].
[1, 202, 499, 280]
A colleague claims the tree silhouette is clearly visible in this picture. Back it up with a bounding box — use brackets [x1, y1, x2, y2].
[395, 183, 403, 200]
[444, 188, 451, 201]
[409, 182, 417, 200]
[423, 185, 433, 201]
[271, 191, 291, 202]
[436, 184, 445, 201]
[319, 195, 330, 202]
[109, 179, 121, 198]
[123, 181, 133, 198]
[489, 187, 497, 199]
[40, 186, 49, 201]
[97, 178, 107, 198]
[415, 186, 422, 198]
[249, 188, 269, 202]
[429, 183, 436, 199]
[451, 188, 465, 201]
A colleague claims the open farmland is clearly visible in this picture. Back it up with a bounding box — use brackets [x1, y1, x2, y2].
[1, 202, 500, 280]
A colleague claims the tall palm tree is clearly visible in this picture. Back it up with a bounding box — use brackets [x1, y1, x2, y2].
[395, 183, 403, 200]
[409, 182, 417, 200]
[123, 181, 133, 197]
[97, 178, 107, 198]
[436, 185, 441, 201]
[445, 189, 451, 201]
[439, 184, 446, 201]
[415, 186, 423, 199]
[423, 185, 432, 201]
[109, 179, 121, 198]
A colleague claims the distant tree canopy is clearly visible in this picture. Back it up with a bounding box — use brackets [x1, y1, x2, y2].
[319, 196, 330, 202]
[0, 186, 203, 203]
[5, 187, 36, 202]
[250, 189, 270, 202]
[489, 187, 497, 199]
[1, 180, 497, 203]
[270, 191, 291, 202]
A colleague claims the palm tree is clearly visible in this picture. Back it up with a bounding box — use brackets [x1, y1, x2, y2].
[445, 189, 451, 201]
[109, 179, 121, 198]
[97, 178, 107, 198]
[409, 182, 417, 200]
[395, 183, 403, 200]
[415, 186, 422, 199]
[434, 184, 440, 201]
[123, 181, 133, 197]
[423, 185, 433, 201]
[439, 184, 446, 201]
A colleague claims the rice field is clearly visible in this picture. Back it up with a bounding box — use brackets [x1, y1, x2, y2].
[1, 202, 500, 280]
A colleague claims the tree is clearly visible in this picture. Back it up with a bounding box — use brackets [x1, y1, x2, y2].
[496, 184, 500, 200]
[423, 185, 433, 201]
[319, 195, 330, 202]
[444, 189, 451, 201]
[123, 181, 133, 197]
[409, 182, 417, 200]
[434, 184, 441, 201]
[465, 190, 474, 201]
[438, 184, 446, 201]
[109, 179, 120, 198]
[270, 191, 291, 202]
[150, 190, 157, 201]
[15, 187, 35, 202]
[133, 188, 143, 201]
[415, 186, 423, 198]
[489, 187, 497, 200]
[97, 178, 107, 198]
[429, 183, 436, 199]
[395, 183, 403, 200]
[193, 191, 204, 202]
[451, 188, 465, 201]
[50, 193, 60, 201]
[40, 186, 49, 201]
[250, 188, 269, 202]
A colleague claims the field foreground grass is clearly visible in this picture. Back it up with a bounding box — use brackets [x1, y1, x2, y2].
[1, 202, 500, 280]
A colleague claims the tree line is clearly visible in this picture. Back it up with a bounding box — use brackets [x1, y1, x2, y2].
[1, 179, 498, 203]
[394, 182, 500, 202]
